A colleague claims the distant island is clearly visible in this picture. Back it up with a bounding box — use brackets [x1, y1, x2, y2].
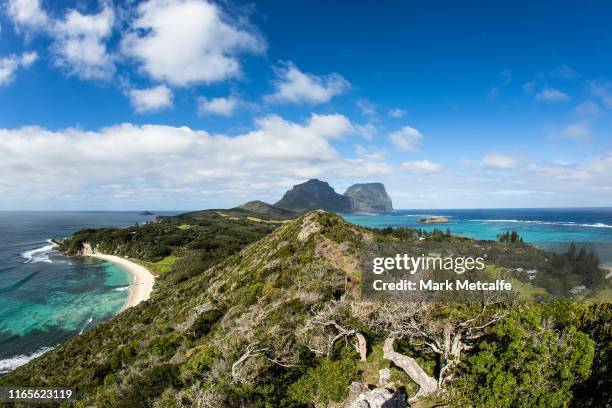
[418, 217, 449, 224]
[140, 211, 155, 215]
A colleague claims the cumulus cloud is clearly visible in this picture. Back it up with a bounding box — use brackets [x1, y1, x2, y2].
[0, 114, 389, 208]
[481, 153, 516, 169]
[354, 123, 377, 140]
[534, 87, 570, 102]
[389, 126, 423, 152]
[265, 62, 349, 104]
[355, 145, 386, 161]
[6, 0, 115, 79]
[129, 85, 173, 114]
[388, 108, 406, 118]
[401, 160, 443, 173]
[6, 0, 48, 30]
[197, 95, 239, 116]
[0, 51, 37, 85]
[122, 0, 265, 86]
[51, 6, 115, 79]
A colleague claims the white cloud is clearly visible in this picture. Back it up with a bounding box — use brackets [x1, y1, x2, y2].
[534, 87, 570, 102]
[355, 123, 377, 140]
[51, 7, 115, 80]
[305, 113, 353, 139]
[401, 160, 443, 173]
[0, 114, 389, 208]
[122, 0, 265, 87]
[265, 61, 349, 104]
[0, 51, 37, 85]
[129, 85, 173, 114]
[589, 79, 612, 109]
[357, 99, 377, 116]
[6, 0, 48, 30]
[197, 95, 239, 116]
[355, 145, 386, 161]
[389, 126, 423, 152]
[481, 153, 516, 169]
[388, 108, 406, 118]
[559, 121, 592, 140]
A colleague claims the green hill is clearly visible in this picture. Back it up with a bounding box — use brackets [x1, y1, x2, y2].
[1, 212, 609, 407]
[235, 200, 299, 220]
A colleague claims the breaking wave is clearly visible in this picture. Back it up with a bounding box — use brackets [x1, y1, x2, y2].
[79, 317, 94, 335]
[21, 240, 56, 264]
[471, 219, 612, 229]
[0, 346, 55, 374]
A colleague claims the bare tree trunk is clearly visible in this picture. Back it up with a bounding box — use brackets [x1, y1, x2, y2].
[383, 336, 438, 399]
[355, 332, 367, 361]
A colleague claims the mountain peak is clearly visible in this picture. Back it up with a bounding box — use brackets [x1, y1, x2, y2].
[274, 179, 352, 213]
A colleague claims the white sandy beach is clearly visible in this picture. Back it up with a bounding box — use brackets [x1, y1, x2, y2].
[89, 254, 155, 309]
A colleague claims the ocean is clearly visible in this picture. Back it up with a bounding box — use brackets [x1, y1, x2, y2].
[1, 208, 611, 374]
[0, 211, 180, 374]
[343, 207, 612, 262]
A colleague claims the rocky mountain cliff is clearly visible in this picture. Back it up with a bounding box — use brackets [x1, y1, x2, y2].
[274, 179, 393, 213]
[343, 183, 393, 213]
[274, 179, 353, 213]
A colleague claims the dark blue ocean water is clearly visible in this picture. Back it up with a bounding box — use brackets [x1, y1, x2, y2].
[0, 211, 180, 373]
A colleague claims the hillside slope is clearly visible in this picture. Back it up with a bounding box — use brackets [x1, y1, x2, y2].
[2, 212, 369, 406]
[235, 200, 299, 220]
[2, 212, 608, 407]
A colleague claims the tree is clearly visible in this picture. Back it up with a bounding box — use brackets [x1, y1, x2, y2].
[353, 296, 507, 401]
[454, 306, 594, 407]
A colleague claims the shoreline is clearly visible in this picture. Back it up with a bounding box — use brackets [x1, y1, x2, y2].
[89, 254, 155, 310]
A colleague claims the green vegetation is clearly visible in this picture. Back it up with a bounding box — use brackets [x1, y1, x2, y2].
[497, 230, 524, 243]
[2, 211, 610, 407]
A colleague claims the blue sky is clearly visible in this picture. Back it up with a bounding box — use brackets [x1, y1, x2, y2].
[1, 0, 611, 210]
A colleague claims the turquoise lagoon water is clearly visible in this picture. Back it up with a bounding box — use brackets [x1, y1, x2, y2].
[0, 211, 180, 373]
[343, 208, 612, 262]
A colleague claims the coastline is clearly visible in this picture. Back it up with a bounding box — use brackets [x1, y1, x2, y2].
[89, 254, 155, 310]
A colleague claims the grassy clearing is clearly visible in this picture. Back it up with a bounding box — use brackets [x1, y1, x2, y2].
[155, 255, 178, 274]
[486, 264, 548, 300]
[246, 216, 290, 224]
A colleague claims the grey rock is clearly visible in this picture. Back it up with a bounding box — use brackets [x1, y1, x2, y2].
[344, 183, 393, 213]
[274, 179, 352, 213]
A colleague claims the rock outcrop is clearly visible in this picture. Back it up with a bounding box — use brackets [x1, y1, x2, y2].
[274, 179, 352, 213]
[343, 183, 393, 213]
[344, 382, 407, 408]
